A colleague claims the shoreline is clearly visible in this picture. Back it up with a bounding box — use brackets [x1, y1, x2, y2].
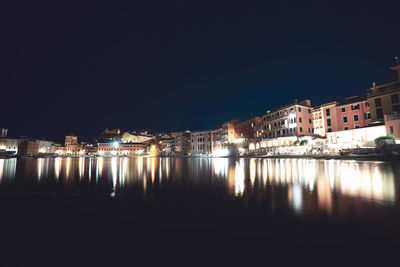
[1, 153, 395, 162]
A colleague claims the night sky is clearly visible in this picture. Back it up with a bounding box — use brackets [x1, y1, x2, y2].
[2, 0, 399, 140]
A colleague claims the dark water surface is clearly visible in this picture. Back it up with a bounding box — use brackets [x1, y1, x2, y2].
[1, 157, 400, 265]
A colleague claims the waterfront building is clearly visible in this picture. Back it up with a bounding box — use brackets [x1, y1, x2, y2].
[0, 138, 20, 154]
[98, 142, 146, 155]
[65, 135, 78, 146]
[385, 113, 400, 138]
[121, 131, 154, 143]
[312, 101, 339, 136]
[158, 137, 175, 154]
[190, 130, 212, 155]
[335, 95, 372, 131]
[234, 118, 256, 140]
[18, 140, 40, 155]
[55, 146, 66, 155]
[367, 60, 400, 121]
[211, 129, 223, 152]
[326, 125, 386, 148]
[38, 140, 56, 154]
[64, 135, 83, 155]
[260, 99, 314, 139]
[172, 130, 191, 155]
[84, 144, 98, 155]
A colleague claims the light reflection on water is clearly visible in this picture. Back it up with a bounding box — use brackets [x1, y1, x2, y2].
[0, 157, 398, 215]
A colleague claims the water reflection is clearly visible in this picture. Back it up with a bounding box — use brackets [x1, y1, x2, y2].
[0, 157, 398, 215]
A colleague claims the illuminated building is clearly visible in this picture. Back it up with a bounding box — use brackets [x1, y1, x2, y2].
[190, 130, 212, 155]
[367, 59, 400, 121]
[234, 118, 256, 140]
[335, 95, 372, 131]
[38, 140, 56, 154]
[0, 138, 20, 154]
[121, 131, 154, 143]
[98, 142, 146, 155]
[84, 144, 98, 155]
[260, 99, 314, 139]
[385, 113, 400, 138]
[172, 130, 191, 155]
[312, 101, 339, 136]
[65, 135, 78, 146]
[158, 137, 175, 154]
[65, 135, 82, 155]
[326, 125, 386, 147]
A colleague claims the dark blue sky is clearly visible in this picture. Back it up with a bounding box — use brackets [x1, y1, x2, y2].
[1, 0, 400, 140]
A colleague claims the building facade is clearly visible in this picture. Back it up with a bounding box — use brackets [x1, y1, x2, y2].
[190, 130, 212, 155]
[173, 131, 191, 155]
[260, 100, 314, 139]
[335, 96, 372, 131]
[385, 113, 400, 138]
[367, 62, 400, 122]
[18, 140, 40, 155]
[98, 142, 146, 155]
[312, 101, 339, 136]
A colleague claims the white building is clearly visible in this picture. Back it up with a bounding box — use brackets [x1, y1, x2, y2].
[38, 141, 56, 154]
[0, 138, 20, 154]
[121, 131, 154, 143]
[190, 130, 212, 155]
[326, 125, 386, 148]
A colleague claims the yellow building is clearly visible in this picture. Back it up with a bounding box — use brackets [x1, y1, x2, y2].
[367, 62, 400, 121]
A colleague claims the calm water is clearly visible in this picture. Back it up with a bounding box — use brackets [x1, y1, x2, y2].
[2, 157, 400, 264]
[1, 157, 399, 216]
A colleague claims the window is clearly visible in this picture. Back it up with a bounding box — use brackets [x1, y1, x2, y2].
[366, 102, 370, 107]
[327, 128, 332, 132]
[298, 107, 301, 112]
[364, 112, 371, 120]
[344, 127, 349, 130]
[299, 117, 302, 123]
[354, 114, 359, 122]
[308, 119, 312, 124]
[391, 94, 399, 104]
[343, 116, 348, 123]
[393, 105, 400, 113]
[327, 118, 331, 126]
[308, 109, 311, 113]
[341, 107, 346, 112]
[300, 127, 303, 132]
[390, 126, 394, 135]
[355, 125, 360, 128]
[351, 104, 360, 110]
[376, 108, 384, 119]
[375, 98, 382, 107]
[326, 108, 331, 116]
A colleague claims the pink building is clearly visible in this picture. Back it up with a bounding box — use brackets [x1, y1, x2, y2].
[385, 113, 400, 138]
[335, 96, 372, 131]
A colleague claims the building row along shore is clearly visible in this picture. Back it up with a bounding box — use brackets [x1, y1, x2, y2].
[1, 59, 400, 158]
